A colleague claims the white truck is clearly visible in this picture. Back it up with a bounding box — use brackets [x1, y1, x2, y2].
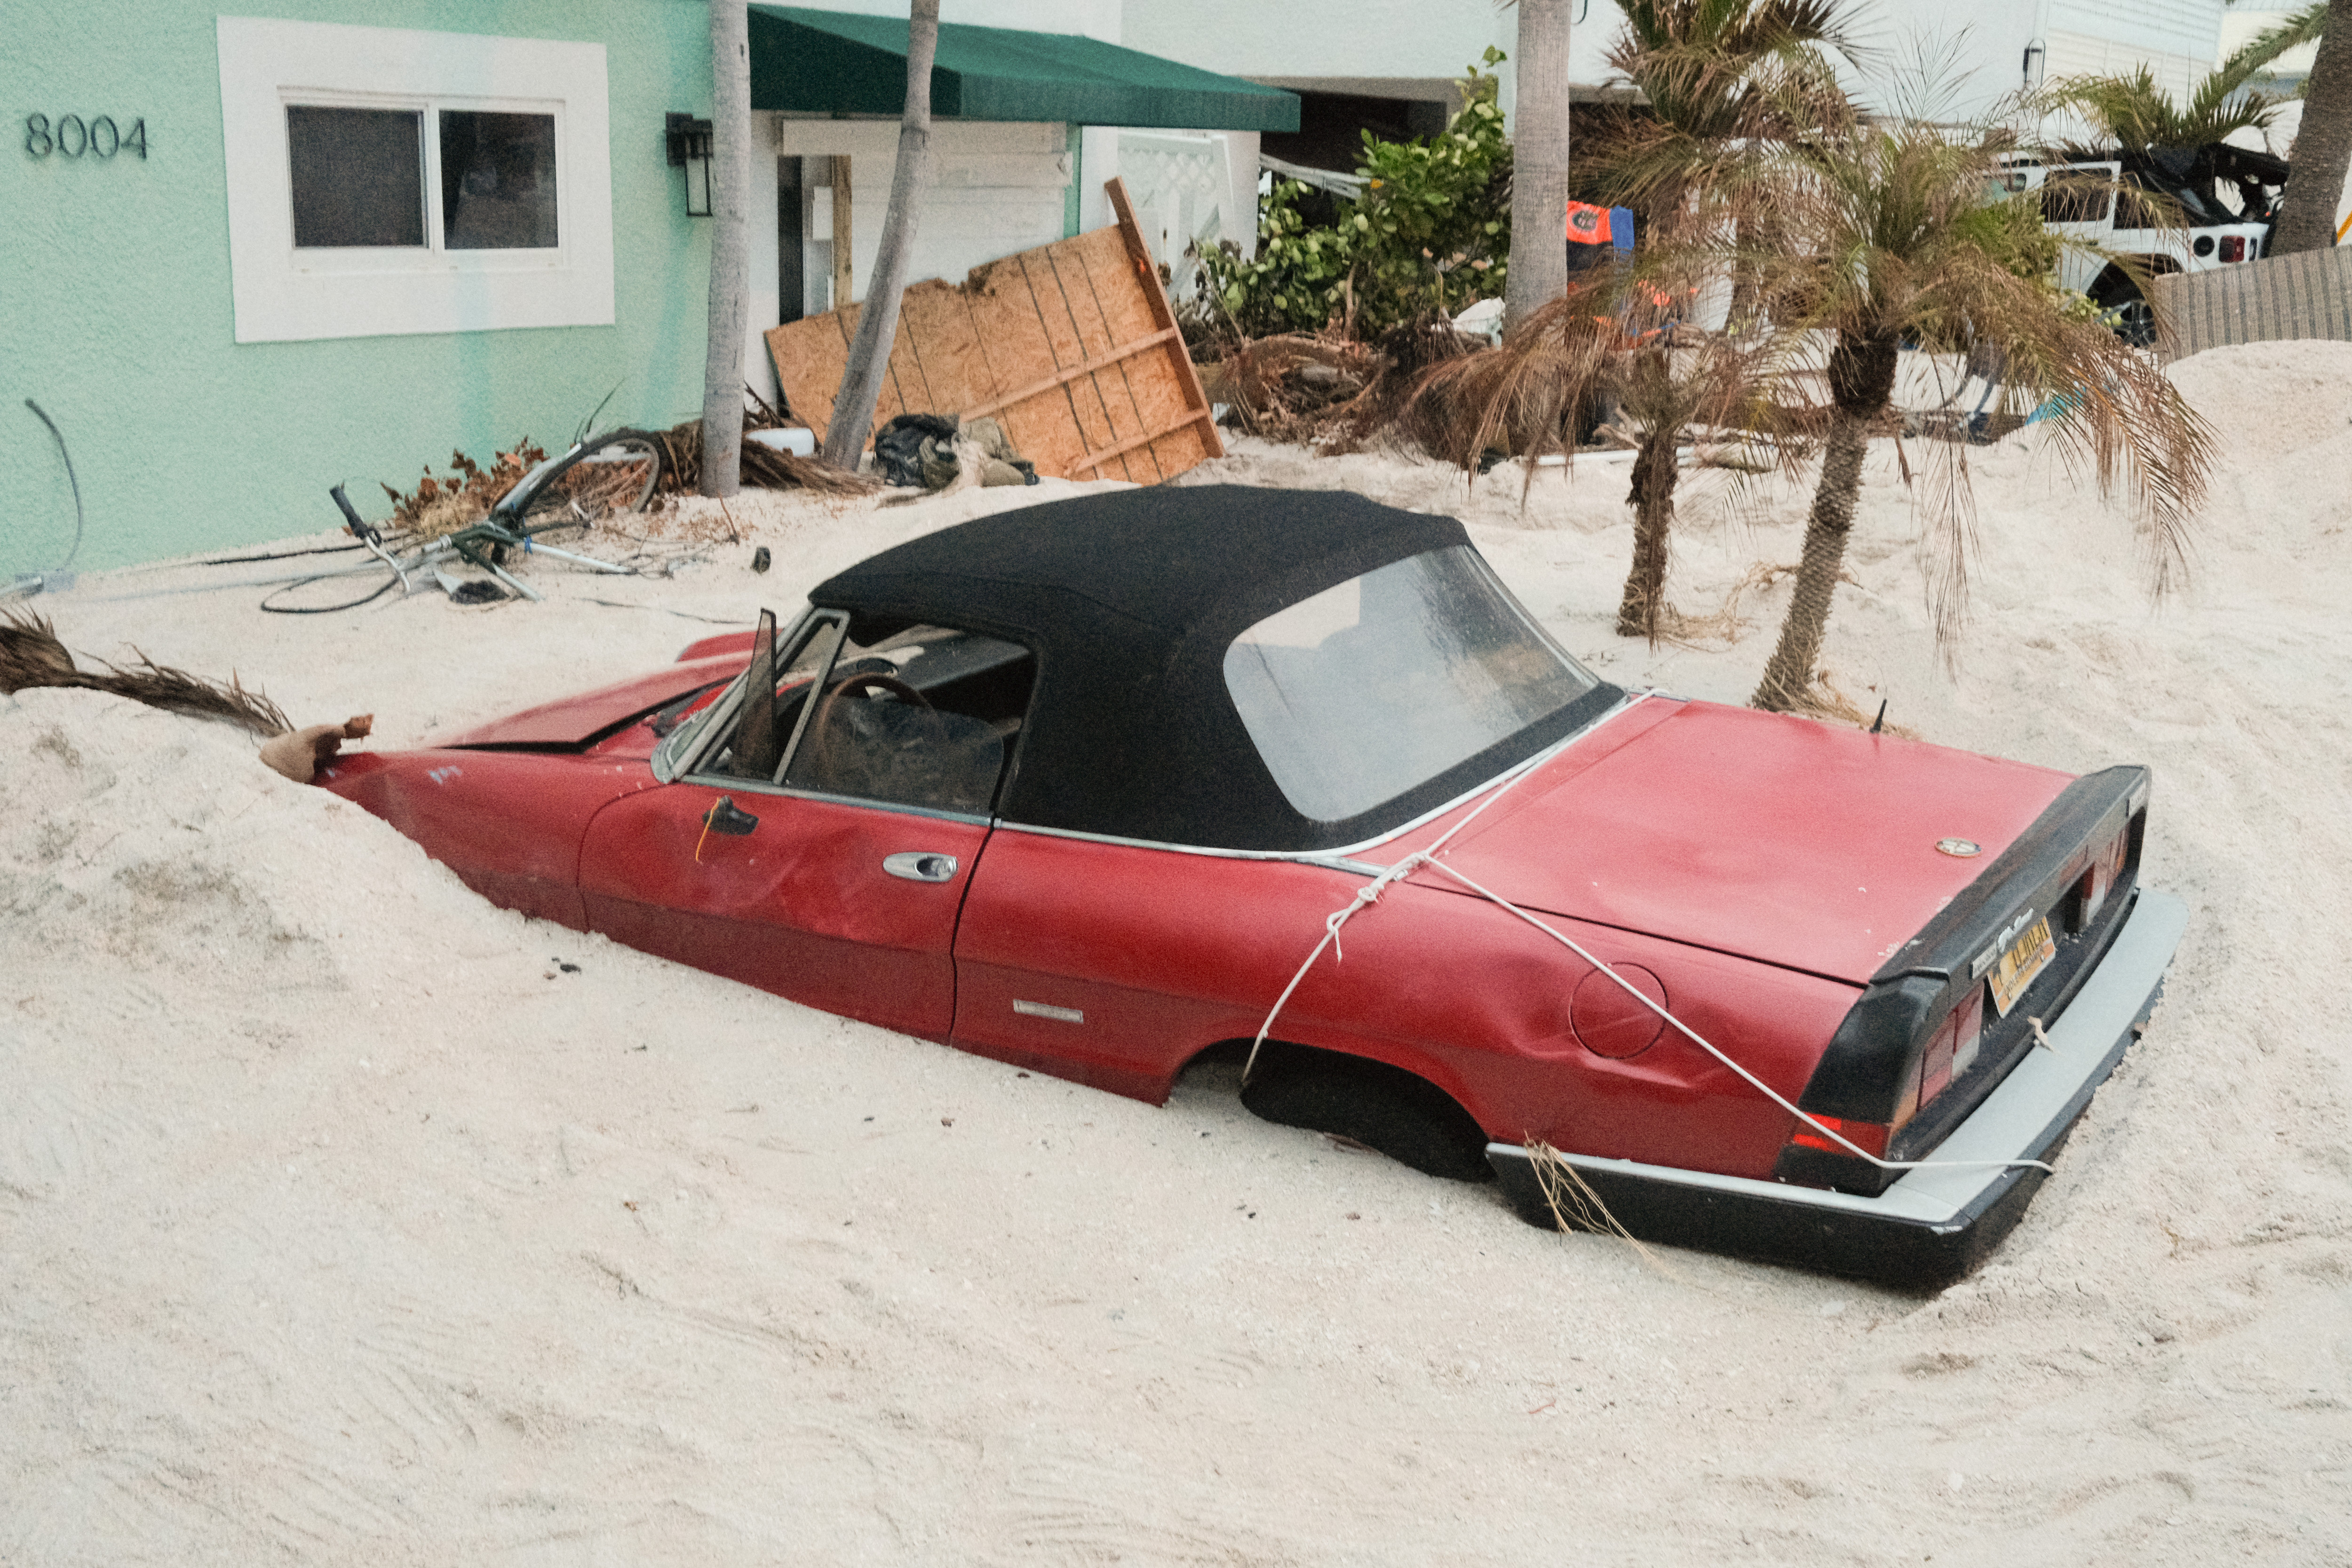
[1999, 143, 2288, 344]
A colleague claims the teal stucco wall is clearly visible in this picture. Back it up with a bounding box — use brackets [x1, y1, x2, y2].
[3, 1, 718, 575]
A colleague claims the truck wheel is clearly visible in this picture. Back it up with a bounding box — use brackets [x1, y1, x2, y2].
[2092, 277, 2157, 348]
[1241, 1043, 1494, 1181]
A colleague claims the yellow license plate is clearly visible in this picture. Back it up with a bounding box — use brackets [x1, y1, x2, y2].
[1988, 915, 2056, 1017]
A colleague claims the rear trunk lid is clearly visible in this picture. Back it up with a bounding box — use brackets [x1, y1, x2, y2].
[1438, 700, 2074, 985]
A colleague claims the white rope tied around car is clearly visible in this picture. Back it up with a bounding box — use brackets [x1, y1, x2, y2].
[1246, 720, 2057, 1180]
[1241, 704, 1593, 1083]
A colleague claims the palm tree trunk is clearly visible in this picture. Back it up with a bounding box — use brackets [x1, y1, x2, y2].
[698, 0, 752, 498]
[1616, 429, 1678, 638]
[821, 0, 939, 470]
[1503, 0, 1573, 336]
[1753, 331, 1898, 711]
[2275, 0, 2352, 254]
[1752, 411, 1868, 709]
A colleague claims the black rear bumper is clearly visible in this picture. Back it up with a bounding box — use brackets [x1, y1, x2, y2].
[1488, 888, 2187, 1289]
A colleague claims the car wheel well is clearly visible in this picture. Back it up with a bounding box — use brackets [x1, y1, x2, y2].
[1229, 1040, 1496, 1183]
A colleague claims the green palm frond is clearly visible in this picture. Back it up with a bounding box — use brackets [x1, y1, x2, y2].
[2049, 61, 2277, 150]
[2229, 0, 2327, 84]
[1617, 0, 1867, 64]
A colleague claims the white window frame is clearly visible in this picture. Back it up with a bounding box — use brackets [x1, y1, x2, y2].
[217, 16, 613, 343]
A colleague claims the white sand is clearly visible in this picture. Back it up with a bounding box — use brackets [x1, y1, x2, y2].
[7, 343, 2350, 1561]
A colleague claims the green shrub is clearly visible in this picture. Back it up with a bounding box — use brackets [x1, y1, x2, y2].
[1197, 50, 1514, 340]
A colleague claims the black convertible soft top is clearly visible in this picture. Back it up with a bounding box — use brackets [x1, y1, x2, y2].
[810, 485, 1621, 852]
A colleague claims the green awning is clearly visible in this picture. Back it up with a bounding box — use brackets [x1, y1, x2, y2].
[747, 7, 1300, 132]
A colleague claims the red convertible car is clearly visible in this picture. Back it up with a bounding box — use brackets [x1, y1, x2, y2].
[320, 486, 2184, 1286]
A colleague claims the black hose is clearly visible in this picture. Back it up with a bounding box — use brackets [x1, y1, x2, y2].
[24, 399, 84, 570]
[202, 541, 372, 566]
[261, 571, 403, 615]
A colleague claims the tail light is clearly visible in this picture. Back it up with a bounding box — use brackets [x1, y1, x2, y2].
[2075, 826, 2130, 929]
[1913, 985, 1985, 1107]
[1783, 986, 1982, 1172]
[2220, 236, 2247, 263]
[1788, 1112, 1890, 1159]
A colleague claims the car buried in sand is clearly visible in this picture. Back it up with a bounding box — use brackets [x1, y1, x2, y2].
[318, 486, 2184, 1286]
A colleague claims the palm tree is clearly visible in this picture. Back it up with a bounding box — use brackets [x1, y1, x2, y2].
[1456, 0, 1851, 639]
[1412, 2, 1857, 643]
[700, 0, 752, 498]
[1612, 0, 1861, 144]
[2265, 0, 2352, 252]
[1414, 285, 1799, 640]
[1603, 0, 1861, 326]
[823, 0, 940, 470]
[1744, 119, 2213, 711]
[1504, 0, 1576, 334]
[2059, 4, 2352, 254]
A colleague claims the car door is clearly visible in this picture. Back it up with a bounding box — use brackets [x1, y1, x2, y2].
[575, 610, 1014, 1043]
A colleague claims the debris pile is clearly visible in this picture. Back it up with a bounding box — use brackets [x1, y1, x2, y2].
[872, 414, 1038, 491]
[649, 393, 879, 500]
[1205, 313, 1488, 454]
[383, 441, 550, 538]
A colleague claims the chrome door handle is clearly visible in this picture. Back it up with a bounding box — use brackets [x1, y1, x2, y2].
[882, 852, 959, 882]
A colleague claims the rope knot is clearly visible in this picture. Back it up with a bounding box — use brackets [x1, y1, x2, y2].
[1327, 851, 1432, 961]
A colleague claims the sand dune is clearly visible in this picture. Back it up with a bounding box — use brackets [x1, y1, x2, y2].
[6, 342, 2348, 1562]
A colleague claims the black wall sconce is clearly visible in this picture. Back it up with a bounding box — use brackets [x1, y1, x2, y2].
[665, 112, 714, 217]
[2022, 41, 2046, 89]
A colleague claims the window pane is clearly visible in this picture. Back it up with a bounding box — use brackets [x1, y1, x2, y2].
[1224, 547, 1601, 822]
[2038, 176, 2112, 226]
[784, 629, 1031, 815]
[287, 106, 424, 248]
[440, 111, 558, 249]
[705, 614, 842, 780]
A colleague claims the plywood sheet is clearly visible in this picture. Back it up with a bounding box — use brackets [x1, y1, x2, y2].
[763, 178, 1222, 482]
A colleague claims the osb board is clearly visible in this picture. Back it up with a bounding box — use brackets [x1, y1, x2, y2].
[765, 178, 1221, 484]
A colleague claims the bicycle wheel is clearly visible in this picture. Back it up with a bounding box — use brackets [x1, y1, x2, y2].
[493, 428, 664, 525]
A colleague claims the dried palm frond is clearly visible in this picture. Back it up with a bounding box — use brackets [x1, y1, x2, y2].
[653, 412, 880, 498]
[2, 607, 293, 736]
[1209, 333, 1389, 446]
[0, 605, 78, 690]
[1408, 283, 1811, 642]
[383, 439, 549, 538]
[1523, 1142, 1691, 1281]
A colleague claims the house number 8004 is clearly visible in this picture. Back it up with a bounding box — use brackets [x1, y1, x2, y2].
[24, 114, 149, 160]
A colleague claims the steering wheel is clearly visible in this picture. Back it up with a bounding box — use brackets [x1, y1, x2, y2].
[824, 671, 931, 709]
[803, 670, 936, 788]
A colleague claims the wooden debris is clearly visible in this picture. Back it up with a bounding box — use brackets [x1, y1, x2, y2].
[765, 178, 1222, 484]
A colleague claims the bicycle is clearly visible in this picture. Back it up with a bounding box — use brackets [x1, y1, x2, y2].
[275, 428, 666, 613]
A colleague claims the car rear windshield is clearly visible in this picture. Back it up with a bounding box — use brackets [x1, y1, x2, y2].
[1223, 546, 1602, 822]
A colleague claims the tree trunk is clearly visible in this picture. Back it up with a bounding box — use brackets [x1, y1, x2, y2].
[1503, 0, 1573, 337]
[821, 0, 940, 470]
[698, 0, 752, 498]
[1752, 332, 1899, 711]
[1616, 428, 1678, 638]
[1751, 413, 1868, 710]
[2275, 0, 2352, 254]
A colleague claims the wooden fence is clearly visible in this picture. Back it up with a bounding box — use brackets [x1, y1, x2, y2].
[2153, 245, 2352, 362]
[765, 178, 1222, 485]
